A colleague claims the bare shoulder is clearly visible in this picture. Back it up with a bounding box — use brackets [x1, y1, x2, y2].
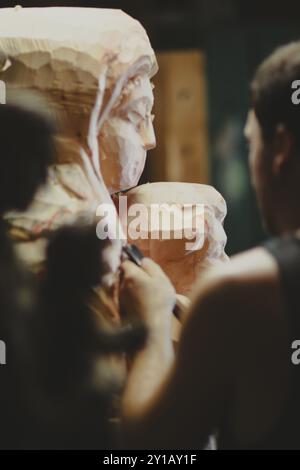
[187, 247, 286, 348]
[206, 246, 278, 284]
[227, 246, 279, 283]
[191, 247, 280, 306]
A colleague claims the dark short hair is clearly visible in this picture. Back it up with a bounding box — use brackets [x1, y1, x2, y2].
[251, 42, 300, 143]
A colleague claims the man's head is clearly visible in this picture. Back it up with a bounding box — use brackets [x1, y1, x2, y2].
[245, 42, 300, 234]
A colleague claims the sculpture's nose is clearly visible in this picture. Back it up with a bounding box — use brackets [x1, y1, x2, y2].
[141, 118, 156, 151]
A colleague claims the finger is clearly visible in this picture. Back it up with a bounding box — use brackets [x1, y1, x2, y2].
[121, 260, 147, 280]
[141, 257, 167, 278]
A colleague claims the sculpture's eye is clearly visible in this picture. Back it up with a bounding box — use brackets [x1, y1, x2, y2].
[118, 94, 153, 131]
[126, 110, 145, 127]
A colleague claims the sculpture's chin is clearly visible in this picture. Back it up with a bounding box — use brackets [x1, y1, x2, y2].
[99, 122, 148, 194]
[118, 154, 147, 193]
[102, 155, 147, 195]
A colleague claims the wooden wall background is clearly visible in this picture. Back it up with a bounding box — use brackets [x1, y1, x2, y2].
[141, 51, 210, 186]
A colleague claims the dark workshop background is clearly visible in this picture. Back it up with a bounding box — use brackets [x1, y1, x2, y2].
[2, 0, 300, 255]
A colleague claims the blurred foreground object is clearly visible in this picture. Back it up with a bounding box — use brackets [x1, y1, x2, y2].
[27, 226, 146, 450]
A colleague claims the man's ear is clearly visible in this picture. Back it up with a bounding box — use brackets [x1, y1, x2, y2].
[272, 124, 295, 175]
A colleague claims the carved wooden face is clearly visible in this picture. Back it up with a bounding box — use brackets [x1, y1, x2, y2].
[99, 75, 155, 194]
